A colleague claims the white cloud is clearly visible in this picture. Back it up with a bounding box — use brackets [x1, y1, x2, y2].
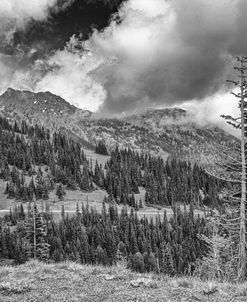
[181, 91, 239, 134]
[85, 0, 242, 115]
[0, 0, 59, 94]
[35, 37, 105, 111]
[0, 0, 245, 127]
[0, 0, 57, 38]
[0, 0, 56, 22]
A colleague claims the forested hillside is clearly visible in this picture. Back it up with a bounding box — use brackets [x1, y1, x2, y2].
[0, 91, 239, 281]
[1, 0, 247, 293]
[0, 89, 239, 164]
[1, 194, 209, 275]
[101, 146, 224, 209]
[0, 114, 233, 276]
[0, 115, 224, 209]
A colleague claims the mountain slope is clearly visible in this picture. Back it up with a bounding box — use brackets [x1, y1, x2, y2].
[0, 88, 77, 121]
[0, 88, 239, 164]
[0, 88, 94, 148]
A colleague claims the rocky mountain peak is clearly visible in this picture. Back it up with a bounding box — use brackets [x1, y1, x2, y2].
[0, 88, 77, 116]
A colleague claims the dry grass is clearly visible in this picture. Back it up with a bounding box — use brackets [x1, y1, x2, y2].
[0, 166, 205, 223]
[84, 150, 110, 167]
[0, 261, 247, 302]
[0, 178, 174, 222]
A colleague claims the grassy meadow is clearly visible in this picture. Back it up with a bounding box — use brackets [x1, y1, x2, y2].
[0, 261, 247, 302]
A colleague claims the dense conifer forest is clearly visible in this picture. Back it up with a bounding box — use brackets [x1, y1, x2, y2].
[1, 200, 209, 275]
[0, 116, 229, 275]
[100, 147, 224, 209]
[0, 115, 223, 208]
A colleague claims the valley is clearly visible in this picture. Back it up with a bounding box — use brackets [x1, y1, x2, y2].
[0, 88, 232, 219]
[1, 0, 247, 297]
[0, 88, 239, 282]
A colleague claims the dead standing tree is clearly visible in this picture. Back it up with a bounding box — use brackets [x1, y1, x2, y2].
[220, 55, 247, 281]
[204, 55, 247, 281]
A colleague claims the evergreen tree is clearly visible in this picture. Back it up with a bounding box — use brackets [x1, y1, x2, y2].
[26, 203, 50, 261]
[159, 243, 175, 276]
[95, 140, 109, 156]
[56, 184, 66, 201]
[131, 252, 145, 273]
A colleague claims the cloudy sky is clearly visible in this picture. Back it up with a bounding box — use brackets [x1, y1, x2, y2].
[0, 0, 246, 124]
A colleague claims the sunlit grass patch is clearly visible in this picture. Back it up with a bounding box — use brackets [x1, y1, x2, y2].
[0, 267, 12, 280]
[235, 282, 247, 297]
[0, 279, 33, 295]
[0, 260, 246, 302]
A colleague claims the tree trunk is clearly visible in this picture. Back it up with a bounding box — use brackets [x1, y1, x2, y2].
[239, 56, 246, 281]
[33, 203, 36, 260]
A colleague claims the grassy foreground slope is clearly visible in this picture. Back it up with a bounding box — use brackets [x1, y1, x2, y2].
[0, 261, 247, 302]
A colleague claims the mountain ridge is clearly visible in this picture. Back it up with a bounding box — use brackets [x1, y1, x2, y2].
[0, 88, 239, 164]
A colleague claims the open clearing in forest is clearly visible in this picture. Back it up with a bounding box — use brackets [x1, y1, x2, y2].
[84, 149, 110, 167]
[0, 181, 170, 221]
[0, 179, 204, 221]
[0, 150, 204, 221]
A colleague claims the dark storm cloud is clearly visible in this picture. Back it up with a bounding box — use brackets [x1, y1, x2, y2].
[1, 0, 247, 116]
[0, 0, 126, 103]
[0, 0, 126, 59]
[90, 0, 241, 115]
